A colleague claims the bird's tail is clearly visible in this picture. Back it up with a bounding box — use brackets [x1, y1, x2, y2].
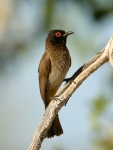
[47, 115, 63, 138]
[44, 92, 63, 138]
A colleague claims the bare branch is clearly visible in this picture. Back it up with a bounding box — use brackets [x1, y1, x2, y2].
[28, 35, 113, 150]
[109, 35, 113, 67]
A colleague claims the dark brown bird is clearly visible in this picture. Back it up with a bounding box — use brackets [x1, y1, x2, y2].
[38, 29, 74, 138]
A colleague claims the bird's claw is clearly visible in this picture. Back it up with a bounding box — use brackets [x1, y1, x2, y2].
[63, 77, 71, 83]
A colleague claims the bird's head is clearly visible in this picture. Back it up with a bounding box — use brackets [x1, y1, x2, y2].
[46, 29, 74, 45]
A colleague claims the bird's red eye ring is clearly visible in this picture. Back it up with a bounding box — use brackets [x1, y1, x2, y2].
[56, 32, 61, 37]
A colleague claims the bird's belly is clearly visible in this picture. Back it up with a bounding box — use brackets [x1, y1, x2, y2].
[47, 62, 69, 91]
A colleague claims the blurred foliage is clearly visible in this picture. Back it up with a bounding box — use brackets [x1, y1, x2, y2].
[51, 0, 113, 20]
[89, 63, 113, 150]
[42, 0, 56, 31]
[1, 0, 113, 47]
[76, 0, 113, 20]
[89, 94, 113, 150]
[1, 0, 113, 69]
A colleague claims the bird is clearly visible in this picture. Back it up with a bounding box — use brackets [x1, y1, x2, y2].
[38, 29, 74, 138]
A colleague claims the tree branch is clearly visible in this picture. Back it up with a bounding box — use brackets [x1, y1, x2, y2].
[28, 35, 113, 150]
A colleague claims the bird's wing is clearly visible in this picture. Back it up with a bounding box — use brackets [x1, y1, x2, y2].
[38, 52, 51, 105]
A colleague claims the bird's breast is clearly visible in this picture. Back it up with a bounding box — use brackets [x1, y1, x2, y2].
[47, 48, 70, 90]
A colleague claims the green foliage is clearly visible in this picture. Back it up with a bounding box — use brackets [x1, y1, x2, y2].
[89, 95, 113, 150]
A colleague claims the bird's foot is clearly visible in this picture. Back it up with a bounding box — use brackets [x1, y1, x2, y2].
[64, 77, 76, 85]
[63, 77, 72, 83]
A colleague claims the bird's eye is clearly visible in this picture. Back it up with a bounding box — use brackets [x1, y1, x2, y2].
[56, 32, 61, 37]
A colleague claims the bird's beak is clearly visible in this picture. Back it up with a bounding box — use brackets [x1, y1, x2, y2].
[63, 31, 74, 37]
